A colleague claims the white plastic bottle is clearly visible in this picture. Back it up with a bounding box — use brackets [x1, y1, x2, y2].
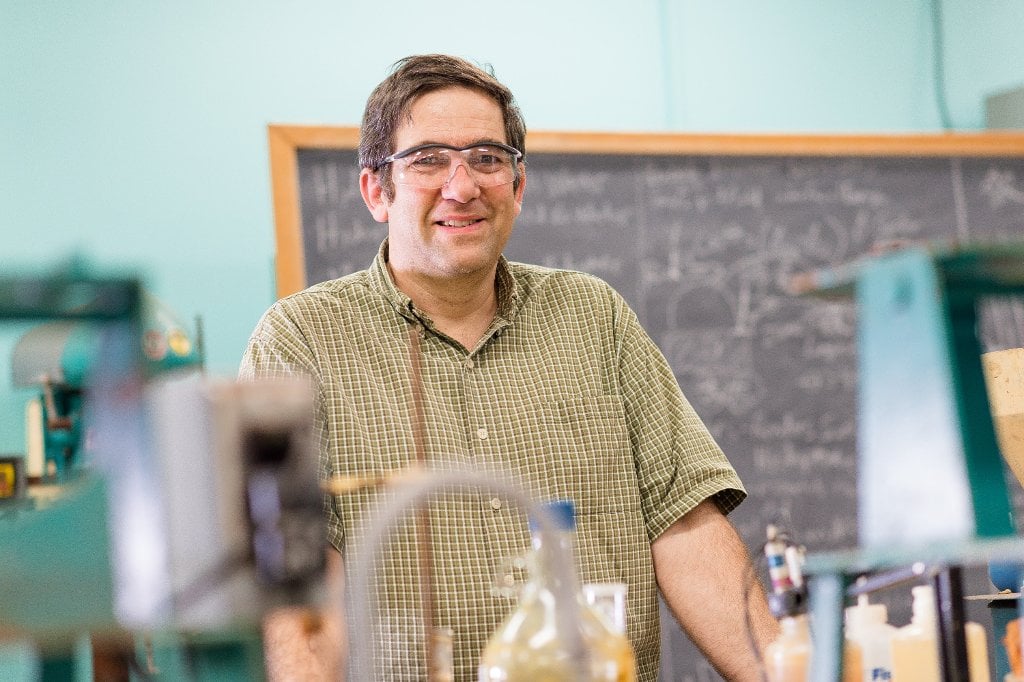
[890, 584, 990, 682]
[844, 594, 895, 682]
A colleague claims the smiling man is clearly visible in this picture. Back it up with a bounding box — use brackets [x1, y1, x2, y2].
[241, 54, 777, 681]
[360, 85, 524, 350]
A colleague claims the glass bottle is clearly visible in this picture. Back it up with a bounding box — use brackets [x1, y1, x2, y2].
[477, 500, 637, 682]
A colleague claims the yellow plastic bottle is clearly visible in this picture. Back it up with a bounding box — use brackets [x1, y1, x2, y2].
[764, 613, 812, 681]
[890, 584, 990, 682]
[763, 613, 863, 682]
[477, 500, 637, 682]
[761, 526, 861, 681]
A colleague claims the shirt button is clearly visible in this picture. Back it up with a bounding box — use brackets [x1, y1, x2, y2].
[465, 358, 475, 369]
[477, 427, 489, 440]
[490, 498, 502, 510]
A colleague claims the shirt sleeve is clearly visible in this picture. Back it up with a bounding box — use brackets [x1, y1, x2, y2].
[239, 301, 319, 382]
[612, 292, 747, 542]
[238, 301, 346, 552]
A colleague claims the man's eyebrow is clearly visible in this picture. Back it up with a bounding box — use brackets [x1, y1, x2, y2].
[407, 138, 507, 149]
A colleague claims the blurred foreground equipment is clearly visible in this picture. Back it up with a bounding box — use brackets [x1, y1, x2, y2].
[0, 265, 327, 681]
[795, 241, 1024, 681]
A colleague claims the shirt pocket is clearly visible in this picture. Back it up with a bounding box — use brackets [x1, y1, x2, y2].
[537, 395, 640, 515]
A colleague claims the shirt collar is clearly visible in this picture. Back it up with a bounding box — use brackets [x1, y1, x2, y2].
[367, 239, 523, 325]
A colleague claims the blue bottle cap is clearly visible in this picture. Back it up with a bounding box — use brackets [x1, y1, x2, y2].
[528, 499, 576, 532]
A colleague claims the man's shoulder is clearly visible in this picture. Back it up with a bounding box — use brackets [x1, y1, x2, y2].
[506, 260, 619, 304]
[507, 260, 613, 290]
[271, 271, 373, 315]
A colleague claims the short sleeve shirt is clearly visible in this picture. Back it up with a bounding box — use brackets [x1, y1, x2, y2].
[240, 241, 746, 682]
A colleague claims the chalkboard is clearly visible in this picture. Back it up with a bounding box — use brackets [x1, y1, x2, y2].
[268, 125, 1024, 678]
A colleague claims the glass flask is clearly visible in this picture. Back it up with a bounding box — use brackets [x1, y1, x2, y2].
[477, 500, 637, 682]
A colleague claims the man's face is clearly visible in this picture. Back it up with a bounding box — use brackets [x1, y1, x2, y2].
[361, 86, 525, 282]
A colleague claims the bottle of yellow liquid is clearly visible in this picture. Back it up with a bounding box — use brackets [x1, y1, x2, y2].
[890, 584, 990, 682]
[477, 500, 637, 682]
[763, 612, 863, 682]
[764, 612, 812, 680]
[761, 526, 862, 681]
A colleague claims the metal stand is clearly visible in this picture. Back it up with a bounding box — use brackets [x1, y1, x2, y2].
[934, 566, 970, 682]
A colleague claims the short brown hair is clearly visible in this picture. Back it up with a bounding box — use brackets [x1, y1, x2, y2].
[359, 54, 526, 199]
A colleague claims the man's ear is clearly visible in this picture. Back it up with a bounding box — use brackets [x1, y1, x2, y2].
[360, 168, 389, 223]
[512, 163, 527, 217]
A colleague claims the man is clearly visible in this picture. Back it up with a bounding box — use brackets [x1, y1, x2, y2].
[241, 54, 778, 681]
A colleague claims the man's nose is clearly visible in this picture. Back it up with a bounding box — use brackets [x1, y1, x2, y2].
[441, 162, 480, 202]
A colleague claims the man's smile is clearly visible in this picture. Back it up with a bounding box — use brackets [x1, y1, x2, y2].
[437, 218, 484, 228]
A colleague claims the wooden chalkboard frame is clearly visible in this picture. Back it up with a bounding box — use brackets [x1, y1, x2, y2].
[267, 124, 1024, 298]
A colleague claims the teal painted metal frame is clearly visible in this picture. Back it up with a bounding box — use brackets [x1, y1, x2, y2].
[800, 242, 1024, 680]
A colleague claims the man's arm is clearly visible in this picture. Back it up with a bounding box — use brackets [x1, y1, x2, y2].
[651, 499, 779, 681]
[262, 550, 346, 681]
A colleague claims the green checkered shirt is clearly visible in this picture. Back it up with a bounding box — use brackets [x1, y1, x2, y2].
[240, 240, 745, 681]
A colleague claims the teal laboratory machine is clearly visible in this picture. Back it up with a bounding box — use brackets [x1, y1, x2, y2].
[0, 266, 327, 681]
[798, 242, 1024, 681]
[10, 290, 202, 484]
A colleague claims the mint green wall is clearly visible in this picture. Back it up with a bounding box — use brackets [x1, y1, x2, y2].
[2, 1, 1023, 452]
